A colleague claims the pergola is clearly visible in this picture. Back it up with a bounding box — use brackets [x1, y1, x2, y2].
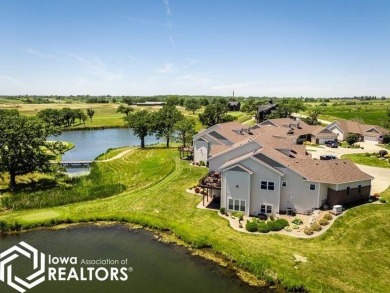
[199, 172, 221, 206]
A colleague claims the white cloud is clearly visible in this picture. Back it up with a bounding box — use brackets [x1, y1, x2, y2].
[163, 0, 172, 17]
[156, 63, 174, 73]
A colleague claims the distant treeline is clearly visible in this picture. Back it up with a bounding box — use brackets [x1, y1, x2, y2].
[0, 94, 387, 105]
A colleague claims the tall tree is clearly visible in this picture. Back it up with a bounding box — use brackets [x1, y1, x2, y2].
[117, 105, 134, 116]
[268, 98, 306, 119]
[125, 110, 154, 148]
[153, 105, 184, 147]
[0, 110, 63, 189]
[87, 108, 95, 121]
[198, 103, 236, 127]
[184, 98, 201, 114]
[174, 118, 196, 147]
[303, 108, 322, 125]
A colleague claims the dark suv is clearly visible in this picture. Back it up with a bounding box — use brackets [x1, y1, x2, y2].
[320, 155, 337, 160]
[325, 140, 338, 148]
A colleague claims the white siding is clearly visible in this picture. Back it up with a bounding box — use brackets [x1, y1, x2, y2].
[193, 140, 209, 163]
[329, 180, 371, 191]
[328, 124, 344, 141]
[240, 159, 281, 216]
[208, 141, 259, 172]
[223, 169, 251, 215]
[278, 168, 319, 213]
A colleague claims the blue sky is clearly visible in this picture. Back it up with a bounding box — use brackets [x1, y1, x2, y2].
[0, 0, 389, 97]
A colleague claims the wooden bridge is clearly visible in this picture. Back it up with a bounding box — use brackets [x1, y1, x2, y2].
[58, 161, 94, 167]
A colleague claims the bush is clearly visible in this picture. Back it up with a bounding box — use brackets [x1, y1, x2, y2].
[379, 198, 387, 204]
[220, 207, 226, 214]
[323, 213, 333, 221]
[199, 160, 206, 166]
[194, 187, 200, 193]
[232, 211, 244, 221]
[319, 218, 329, 226]
[292, 218, 303, 225]
[346, 133, 360, 145]
[258, 213, 267, 221]
[304, 227, 314, 235]
[311, 223, 322, 232]
[267, 219, 289, 231]
[257, 223, 271, 233]
[291, 224, 299, 229]
[0, 221, 9, 233]
[246, 221, 258, 232]
[284, 226, 292, 232]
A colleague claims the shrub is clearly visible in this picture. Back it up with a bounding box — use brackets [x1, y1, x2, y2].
[268, 219, 289, 231]
[323, 213, 333, 221]
[304, 227, 314, 235]
[291, 224, 299, 229]
[319, 218, 329, 226]
[292, 218, 303, 225]
[232, 211, 244, 221]
[220, 207, 226, 214]
[379, 198, 387, 204]
[257, 223, 271, 233]
[284, 226, 292, 232]
[199, 160, 206, 166]
[0, 221, 9, 233]
[194, 188, 200, 194]
[258, 213, 267, 221]
[246, 221, 258, 232]
[269, 215, 275, 221]
[311, 223, 322, 232]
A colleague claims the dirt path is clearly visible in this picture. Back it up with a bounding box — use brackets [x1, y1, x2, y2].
[98, 149, 134, 162]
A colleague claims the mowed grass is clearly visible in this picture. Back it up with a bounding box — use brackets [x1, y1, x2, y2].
[0, 147, 389, 292]
[341, 153, 390, 168]
[1, 148, 175, 210]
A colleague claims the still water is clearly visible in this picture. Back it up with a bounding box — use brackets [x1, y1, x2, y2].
[50, 128, 159, 162]
[0, 225, 275, 293]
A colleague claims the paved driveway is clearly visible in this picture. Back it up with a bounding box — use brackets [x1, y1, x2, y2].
[307, 143, 390, 194]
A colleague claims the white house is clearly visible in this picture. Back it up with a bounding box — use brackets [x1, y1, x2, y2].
[193, 119, 374, 216]
[326, 120, 389, 143]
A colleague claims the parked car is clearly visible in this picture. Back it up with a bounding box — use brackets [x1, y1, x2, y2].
[325, 140, 338, 148]
[320, 155, 337, 160]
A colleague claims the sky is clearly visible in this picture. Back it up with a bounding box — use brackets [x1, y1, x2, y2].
[0, 0, 389, 97]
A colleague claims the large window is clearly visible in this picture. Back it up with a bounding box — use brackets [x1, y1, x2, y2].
[310, 184, 316, 191]
[260, 204, 272, 214]
[261, 181, 275, 191]
[228, 197, 246, 212]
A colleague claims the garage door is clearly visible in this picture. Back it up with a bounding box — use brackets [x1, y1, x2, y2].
[364, 136, 378, 143]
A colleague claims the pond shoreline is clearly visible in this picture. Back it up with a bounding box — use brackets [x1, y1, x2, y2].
[0, 222, 284, 292]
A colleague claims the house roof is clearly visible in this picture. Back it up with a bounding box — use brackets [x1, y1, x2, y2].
[334, 120, 389, 136]
[258, 104, 277, 112]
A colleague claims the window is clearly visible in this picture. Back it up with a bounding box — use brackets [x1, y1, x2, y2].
[282, 181, 287, 187]
[240, 200, 246, 212]
[234, 199, 239, 211]
[260, 204, 272, 214]
[228, 198, 233, 210]
[358, 185, 362, 194]
[228, 197, 246, 212]
[261, 181, 275, 191]
[346, 187, 350, 195]
[310, 184, 316, 191]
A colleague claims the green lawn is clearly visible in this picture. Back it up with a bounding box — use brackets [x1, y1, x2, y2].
[0, 147, 390, 292]
[341, 153, 390, 168]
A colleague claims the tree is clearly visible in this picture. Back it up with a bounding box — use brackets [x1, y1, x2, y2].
[153, 105, 184, 147]
[117, 105, 134, 116]
[125, 110, 154, 148]
[384, 108, 390, 129]
[165, 96, 180, 106]
[0, 110, 63, 189]
[87, 108, 95, 121]
[174, 118, 196, 147]
[303, 108, 322, 125]
[268, 98, 306, 119]
[122, 97, 134, 105]
[37, 109, 62, 127]
[346, 133, 360, 145]
[75, 109, 87, 125]
[241, 99, 266, 113]
[198, 103, 236, 127]
[184, 98, 201, 114]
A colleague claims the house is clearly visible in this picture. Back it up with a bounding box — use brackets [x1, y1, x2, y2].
[227, 101, 241, 111]
[193, 119, 373, 216]
[326, 120, 389, 143]
[256, 102, 278, 123]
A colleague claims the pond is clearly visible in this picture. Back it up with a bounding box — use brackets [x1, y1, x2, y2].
[0, 225, 278, 293]
[50, 128, 159, 162]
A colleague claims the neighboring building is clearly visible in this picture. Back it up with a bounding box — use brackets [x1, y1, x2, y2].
[326, 120, 389, 143]
[227, 101, 241, 111]
[193, 119, 373, 216]
[256, 102, 278, 123]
